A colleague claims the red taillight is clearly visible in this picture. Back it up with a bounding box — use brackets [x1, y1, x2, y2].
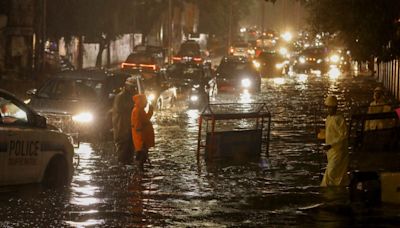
[172, 56, 182, 61]
[193, 57, 202, 62]
[121, 62, 137, 68]
[139, 64, 156, 70]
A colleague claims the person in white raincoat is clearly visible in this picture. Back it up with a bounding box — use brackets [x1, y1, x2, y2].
[365, 86, 392, 130]
[320, 95, 349, 187]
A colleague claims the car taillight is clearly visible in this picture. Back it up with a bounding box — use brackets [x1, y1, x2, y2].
[172, 56, 182, 62]
[193, 57, 202, 62]
[121, 62, 136, 68]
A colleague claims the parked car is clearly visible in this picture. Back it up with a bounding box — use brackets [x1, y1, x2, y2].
[215, 56, 261, 92]
[0, 89, 74, 187]
[26, 69, 138, 140]
[253, 51, 288, 77]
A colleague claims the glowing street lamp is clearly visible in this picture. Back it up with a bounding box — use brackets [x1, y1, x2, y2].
[281, 32, 293, 42]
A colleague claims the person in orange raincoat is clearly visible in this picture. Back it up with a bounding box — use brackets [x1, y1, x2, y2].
[131, 94, 155, 170]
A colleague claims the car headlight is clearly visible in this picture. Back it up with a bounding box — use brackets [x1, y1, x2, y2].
[299, 56, 306, 64]
[147, 93, 156, 102]
[279, 47, 288, 56]
[275, 63, 284, 69]
[190, 95, 199, 102]
[252, 60, 261, 68]
[329, 54, 340, 63]
[72, 112, 93, 123]
[241, 78, 251, 88]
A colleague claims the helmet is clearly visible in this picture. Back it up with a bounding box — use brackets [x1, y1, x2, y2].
[324, 95, 338, 107]
[125, 76, 137, 86]
[374, 86, 383, 92]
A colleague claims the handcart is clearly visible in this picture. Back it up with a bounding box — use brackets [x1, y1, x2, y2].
[197, 103, 271, 162]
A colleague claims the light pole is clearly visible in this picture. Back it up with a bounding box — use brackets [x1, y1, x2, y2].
[228, 1, 233, 53]
[168, 0, 172, 64]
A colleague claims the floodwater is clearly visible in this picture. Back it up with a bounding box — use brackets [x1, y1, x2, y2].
[1, 73, 400, 227]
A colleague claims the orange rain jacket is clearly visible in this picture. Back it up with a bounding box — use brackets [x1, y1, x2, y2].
[131, 94, 155, 151]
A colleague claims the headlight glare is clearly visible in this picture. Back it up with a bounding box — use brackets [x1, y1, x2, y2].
[190, 95, 199, 102]
[72, 112, 93, 123]
[147, 93, 156, 102]
[241, 78, 251, 88]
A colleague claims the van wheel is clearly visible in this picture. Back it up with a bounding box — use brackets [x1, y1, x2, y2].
[43, 155, 69, 188]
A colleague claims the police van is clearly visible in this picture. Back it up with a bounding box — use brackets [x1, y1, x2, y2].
[0, 89, 74, 187]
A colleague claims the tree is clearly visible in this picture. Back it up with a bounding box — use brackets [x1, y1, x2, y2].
[46, 0, 170, 68]
[305, 0, 400, 61]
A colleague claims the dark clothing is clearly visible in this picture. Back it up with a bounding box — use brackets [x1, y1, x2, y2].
[112, 88, 134, 164]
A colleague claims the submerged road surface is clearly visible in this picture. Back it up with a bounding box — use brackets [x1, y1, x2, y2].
[1, 73, 400, 227]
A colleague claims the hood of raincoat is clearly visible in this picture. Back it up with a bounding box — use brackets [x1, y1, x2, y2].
[133, 94, 147, 109]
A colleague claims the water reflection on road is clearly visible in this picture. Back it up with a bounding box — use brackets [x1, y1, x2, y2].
[1, 73, 400, 227]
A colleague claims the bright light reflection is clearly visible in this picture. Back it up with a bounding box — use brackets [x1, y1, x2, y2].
[72, 185, 98, 196]
[239, 90, 253, 103]
[297, 74, 308, 83]
[75, 143, 93, 158]
[71, 197, 100, 206]
[66, 219, 105, 227]
[328, 67, 341, 80]
[273, 77, 285, 85]
[186, 109, 199, 125]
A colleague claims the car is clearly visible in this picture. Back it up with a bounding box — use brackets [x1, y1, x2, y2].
[166, 63, 215, 91]
[165, 63, 216, 109]
[172, 40, 204, 64]
[124, 69, 177, 110]
[26, 69, 140, 140]
[253, 51, 288, 77]
[215, 56, 261, 92]
[121, 52, 163, 72]
[291, 47, 330, 75]
[229, 42, 255, 58]
[0, 89, 74, 187]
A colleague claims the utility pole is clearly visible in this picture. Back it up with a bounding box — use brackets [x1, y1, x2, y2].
[228, 1, 233, 53]
[261, 0, 265, 48]
[168, 0, 172, 64]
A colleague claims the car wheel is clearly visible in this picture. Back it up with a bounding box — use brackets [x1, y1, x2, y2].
[43, 155, 69, 188]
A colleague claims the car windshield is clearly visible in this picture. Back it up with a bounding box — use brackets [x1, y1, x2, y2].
[37, 79, 102, 101]
[258, 53, 284, 62]
[178, 43, 200, 56]
[125, 53, 154, 64]
[218, 62, 256, 77]
[232, 43, 249, 48]
[301, 48, 327, 57]
[168, 64, 203, 80]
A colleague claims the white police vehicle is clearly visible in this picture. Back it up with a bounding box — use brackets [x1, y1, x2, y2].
[0, 89, 74, 187]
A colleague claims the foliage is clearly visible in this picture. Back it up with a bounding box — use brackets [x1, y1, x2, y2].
[305, 0, 400, 61]
[46, 0, 169, 66]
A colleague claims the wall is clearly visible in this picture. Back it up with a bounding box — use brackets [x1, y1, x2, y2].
[375, 59, 400, 102]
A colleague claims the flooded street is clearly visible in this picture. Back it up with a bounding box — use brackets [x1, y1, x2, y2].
[1, 73, 400, 227]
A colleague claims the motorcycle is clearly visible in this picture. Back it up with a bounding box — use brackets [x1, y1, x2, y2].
[188, 84, 209, 110]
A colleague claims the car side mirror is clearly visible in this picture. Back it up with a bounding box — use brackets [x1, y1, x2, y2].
[26, 88, 37, 96]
